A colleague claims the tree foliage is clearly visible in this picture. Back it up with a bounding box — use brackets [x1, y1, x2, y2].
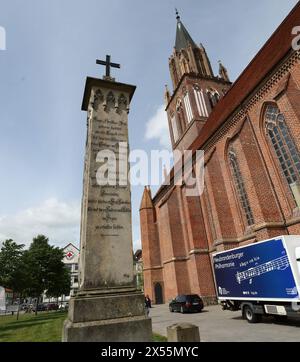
[23, 235, 70, 299]
[0, 235, 71, 304]
[0, 239, 27, 294]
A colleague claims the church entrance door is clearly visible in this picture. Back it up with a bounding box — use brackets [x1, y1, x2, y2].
[154, 282, 163, 304]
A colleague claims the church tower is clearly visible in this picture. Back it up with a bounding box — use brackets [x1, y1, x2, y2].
[166, 10, 232, 151]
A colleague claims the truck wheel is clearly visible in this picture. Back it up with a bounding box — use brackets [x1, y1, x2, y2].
[243, 305, 261, 324]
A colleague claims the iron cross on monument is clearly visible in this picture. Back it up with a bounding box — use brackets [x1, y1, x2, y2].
[96, 55, 120, 81]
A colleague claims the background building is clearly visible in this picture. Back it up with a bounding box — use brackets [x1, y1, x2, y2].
[63, 243, 79, 298]
[140, 5, 300, 305]
[43, 243, 79, 303]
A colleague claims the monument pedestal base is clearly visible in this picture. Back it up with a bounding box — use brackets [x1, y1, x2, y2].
[63, 315, 152, 342]
[62, 290, 152, 342]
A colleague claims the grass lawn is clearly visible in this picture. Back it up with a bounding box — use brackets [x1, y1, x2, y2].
[152, 333, 167, 342]
[0, 311, 67, 342]
[0, 312, 167, 342]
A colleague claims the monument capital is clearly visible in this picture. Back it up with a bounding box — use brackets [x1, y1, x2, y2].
[81, 77, 136, 111]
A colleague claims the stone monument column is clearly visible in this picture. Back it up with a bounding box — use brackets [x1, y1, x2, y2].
[63, 63, 152, 341]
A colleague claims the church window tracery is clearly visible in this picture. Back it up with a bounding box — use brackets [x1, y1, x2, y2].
[193, 85, 209, 117]
[183, 92, 193, 123]
[264, 104, 300, 206]
[229, 150, 254, 226]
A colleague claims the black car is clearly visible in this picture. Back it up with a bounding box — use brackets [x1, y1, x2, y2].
[169, 294, 204, 313]
[32, 303, 47, 312]
[46, 303, 59, 311]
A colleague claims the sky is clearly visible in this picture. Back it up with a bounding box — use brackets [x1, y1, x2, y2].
[0, 0, 298, 251]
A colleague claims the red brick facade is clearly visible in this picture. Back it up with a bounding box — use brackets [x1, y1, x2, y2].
[140, 5, 300, 305]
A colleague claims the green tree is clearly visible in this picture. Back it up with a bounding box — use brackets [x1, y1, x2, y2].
[0, 239, 27, 319]
[24, 235, 69, 315]
[0, 239, 25, 289]
[46, 265, 71, 304]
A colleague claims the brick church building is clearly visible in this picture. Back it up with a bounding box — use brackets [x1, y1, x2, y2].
[140, 4, 300, 305]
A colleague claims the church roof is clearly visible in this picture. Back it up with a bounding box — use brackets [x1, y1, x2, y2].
[175, 12, 197, 51]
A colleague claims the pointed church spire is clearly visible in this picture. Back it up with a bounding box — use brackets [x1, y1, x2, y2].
[175, 10, 197, 51]
[164, 84, 171, 106]
[140, 186, 154, 210]
[218, 60, 230, 82]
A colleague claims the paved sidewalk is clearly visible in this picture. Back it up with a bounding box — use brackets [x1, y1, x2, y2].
[150, 303, 300, 342]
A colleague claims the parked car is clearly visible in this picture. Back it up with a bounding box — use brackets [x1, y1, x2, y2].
[46, 303, 59, 311]
[169, 294, 204, 313]
[32, 303, 47, 312]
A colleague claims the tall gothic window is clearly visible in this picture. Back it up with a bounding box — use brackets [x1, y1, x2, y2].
[229, 150, 254, 226]
[264, 104, 300, 203]
[193, 85, 209, 117]
[171, 115, 180, 143]
[176, 99, 185, 133]
[183, 92, 193, 123]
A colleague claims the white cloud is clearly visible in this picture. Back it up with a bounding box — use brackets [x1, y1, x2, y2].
[145, 105, 171, 149]
[0, 198, 80, 248]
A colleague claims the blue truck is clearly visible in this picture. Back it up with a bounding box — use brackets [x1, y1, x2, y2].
[213, 236, 300, 323]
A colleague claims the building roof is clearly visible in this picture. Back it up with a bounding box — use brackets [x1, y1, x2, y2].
[63, 243, 80, 252]
[153, 2, 300, 204]
[175, 12, 197, 51]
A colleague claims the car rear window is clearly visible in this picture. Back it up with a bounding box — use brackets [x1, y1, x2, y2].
[186, 295, 202, 302]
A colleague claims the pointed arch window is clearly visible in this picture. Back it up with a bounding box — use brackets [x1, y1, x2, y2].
[183, 92, 193, 123]
[264, 104, 300, 206]
[171, 114, 180, 143]
[207, 89, 220, 109]
[193, 85, 209, 117]
[176, 99, 185, 132]
[213, 92, 220, 104]
[229, 150, 254, 226]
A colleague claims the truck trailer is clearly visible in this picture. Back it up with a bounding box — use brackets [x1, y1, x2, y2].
[213, 236, 300, 323]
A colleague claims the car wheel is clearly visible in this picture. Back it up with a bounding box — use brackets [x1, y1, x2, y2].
[169, 306, 174, 313]
[243, 305, 261, 324]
